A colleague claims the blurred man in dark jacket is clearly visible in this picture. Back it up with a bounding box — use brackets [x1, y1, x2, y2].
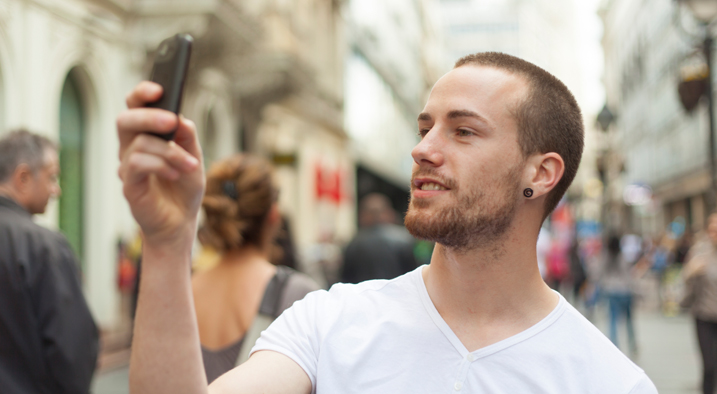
[341, 193, 419, 283]
[0, 130, 98, 394]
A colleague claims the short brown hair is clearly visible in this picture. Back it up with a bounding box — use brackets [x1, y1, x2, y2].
[454, 53, 584, 219]
[198, 154, 279, 252]
[0, 129, 57, 183]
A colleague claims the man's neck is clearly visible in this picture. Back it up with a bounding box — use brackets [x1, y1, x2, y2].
[0, 185, 22, 208]
[423, 223, 558, 352]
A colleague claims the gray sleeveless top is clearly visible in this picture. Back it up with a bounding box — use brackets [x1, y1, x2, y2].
[200, 268, 319, 383]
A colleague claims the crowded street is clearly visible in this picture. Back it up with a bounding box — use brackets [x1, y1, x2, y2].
[3, 0, 717, 392]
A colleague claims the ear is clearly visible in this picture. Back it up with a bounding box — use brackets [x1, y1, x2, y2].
[267, 203, 281, 226]
[12, 164, 33, 192]
[525, 153, 565, 198]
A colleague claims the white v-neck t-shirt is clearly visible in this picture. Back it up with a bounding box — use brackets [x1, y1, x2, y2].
[252, 266, 657, 393]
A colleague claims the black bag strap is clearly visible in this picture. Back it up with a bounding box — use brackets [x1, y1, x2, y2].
[258, 265, 295, 318]
[236, 265, 295, 365]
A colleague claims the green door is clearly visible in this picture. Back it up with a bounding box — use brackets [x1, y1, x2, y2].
[58, 72, 84, 269]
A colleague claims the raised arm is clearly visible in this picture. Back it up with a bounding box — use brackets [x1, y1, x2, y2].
[118, 82, 311, 394]
[118, 81, 207, 394]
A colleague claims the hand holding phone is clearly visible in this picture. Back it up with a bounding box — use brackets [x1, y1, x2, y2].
[146, 33, 193, 141]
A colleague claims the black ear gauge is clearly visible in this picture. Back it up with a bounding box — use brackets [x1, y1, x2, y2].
[523, 188, 534, 198]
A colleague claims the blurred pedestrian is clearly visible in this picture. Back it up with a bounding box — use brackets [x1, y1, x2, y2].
[340, 193, 419, 283]
[191, 153, 319, 384]
[0, 130, 98, 394]
[274, 215, 298, 269]
[621, 233, 643, 265]
[651, 233, 675, 313]
[675, 231, 693, 266]
[568, 237, 586, 306]
[599, 234, 638, 355]
[546, 240, 570, 291]
[536, 225, 551, 280]
[681, 213, 717, 394]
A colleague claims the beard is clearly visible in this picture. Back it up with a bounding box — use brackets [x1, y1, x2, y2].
[404, 165, 522, 251]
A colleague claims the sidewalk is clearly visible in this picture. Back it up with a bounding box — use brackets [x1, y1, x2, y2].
[92, 322, 132, 394]
[590, 306, 701, 393]
[92, 366, 129, 394]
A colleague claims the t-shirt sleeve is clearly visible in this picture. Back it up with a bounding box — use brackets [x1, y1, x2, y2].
[250, 288, 327, 391]
[627, 373, 658, 394]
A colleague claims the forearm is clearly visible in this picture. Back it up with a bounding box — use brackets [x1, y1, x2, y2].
[129, 241, 207, 394]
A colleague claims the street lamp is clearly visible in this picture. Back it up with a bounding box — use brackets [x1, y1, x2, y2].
[676, 0, 717, 213]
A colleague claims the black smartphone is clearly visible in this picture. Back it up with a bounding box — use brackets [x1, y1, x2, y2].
[146, 33, 193, 141]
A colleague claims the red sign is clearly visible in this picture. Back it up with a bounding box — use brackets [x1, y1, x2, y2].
[315, 163, 345, 205]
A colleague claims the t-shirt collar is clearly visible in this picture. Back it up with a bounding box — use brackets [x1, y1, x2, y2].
[413, 264, 566, 359]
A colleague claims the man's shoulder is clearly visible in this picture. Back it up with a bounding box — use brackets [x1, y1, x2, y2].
[330, 267, 419, 296]
[547, 303, 632, 357]
[532, 301, 651, 390]
[304, 268, 421, 313]
[0, 204, 58, 237]
[0, 206, 74, 261]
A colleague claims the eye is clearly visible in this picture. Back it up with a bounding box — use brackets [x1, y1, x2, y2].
[418, 128, 430, 138]
[457, 128, 473, 137]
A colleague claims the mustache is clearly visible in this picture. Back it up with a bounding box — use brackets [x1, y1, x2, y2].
[410, 169, 457, 190]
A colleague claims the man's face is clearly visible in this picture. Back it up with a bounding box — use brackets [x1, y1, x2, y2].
[404, 66, 528, 250]
[26, 149, 61, 214]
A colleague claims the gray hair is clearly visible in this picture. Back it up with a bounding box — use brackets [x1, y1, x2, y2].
[0, 129, 57, 183]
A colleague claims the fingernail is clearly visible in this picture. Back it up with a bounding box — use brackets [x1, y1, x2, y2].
[147, 82, 162, 94]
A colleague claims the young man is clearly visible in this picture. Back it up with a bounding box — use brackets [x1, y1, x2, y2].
[117, 53, 657, 393]
[0, 130, 98, 394]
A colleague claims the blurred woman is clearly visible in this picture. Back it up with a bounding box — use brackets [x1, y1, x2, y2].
[682, 213, 717, 394]
[599, 234, 637, 354]
[191, 154, 318, 384]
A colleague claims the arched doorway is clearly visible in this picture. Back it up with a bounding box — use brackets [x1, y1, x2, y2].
[58, 70, 85, 268]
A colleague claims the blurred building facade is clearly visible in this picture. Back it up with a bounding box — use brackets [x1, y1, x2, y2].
[440, 0, 604, 227]
[0, 0, 353, 329]
[600, 0, 710, 236]
[344, 0, 443, 218]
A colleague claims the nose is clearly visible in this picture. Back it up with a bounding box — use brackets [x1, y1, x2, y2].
[411, 127, 445, 168]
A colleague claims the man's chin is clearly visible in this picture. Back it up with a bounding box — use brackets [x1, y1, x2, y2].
[404, 209, 440, 241]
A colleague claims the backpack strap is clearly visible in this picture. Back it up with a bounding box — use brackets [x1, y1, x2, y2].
[235, 266, 294, 365]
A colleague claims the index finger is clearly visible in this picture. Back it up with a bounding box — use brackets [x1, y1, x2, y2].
[116, 108, 178, 159]
[126, 81, 163, 109]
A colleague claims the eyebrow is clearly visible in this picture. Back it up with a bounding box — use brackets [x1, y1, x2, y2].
[417, 110, 490, 123]
[417, 112, 432, 121]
